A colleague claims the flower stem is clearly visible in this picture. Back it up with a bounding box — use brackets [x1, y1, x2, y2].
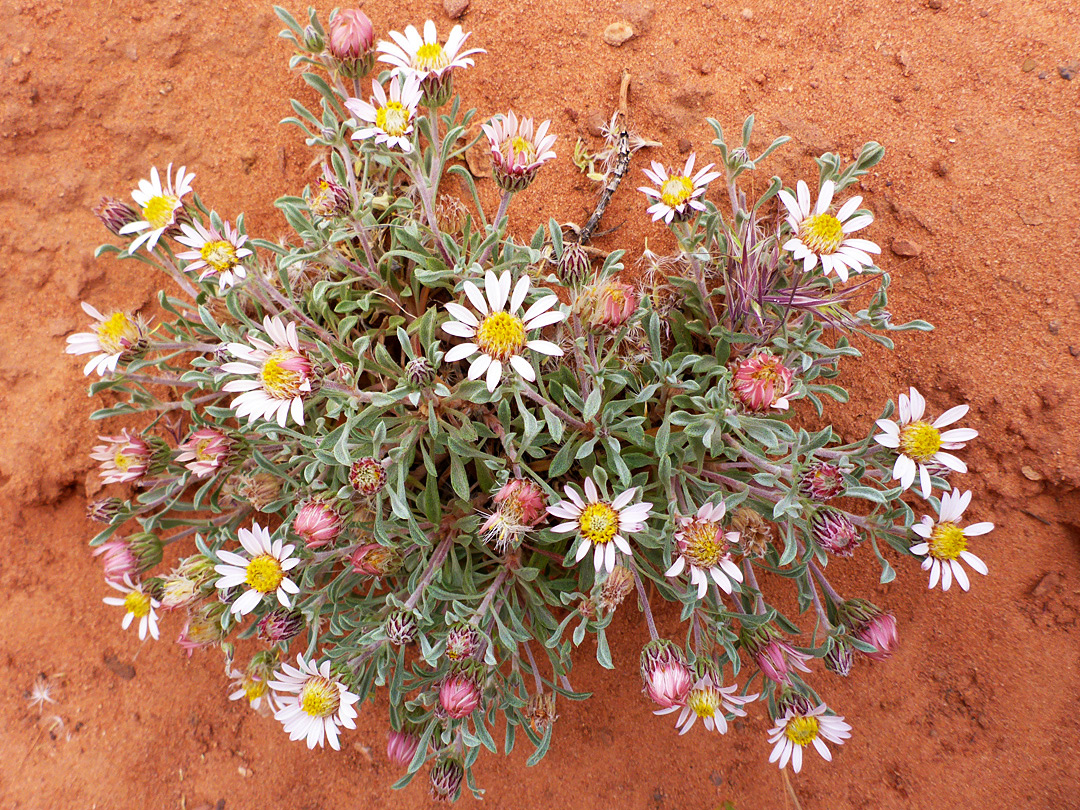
[630, 563, 659, 641]
[403, 535, 453, 610]
[477, 191, 512, 266]
[518, 386, 590, 432]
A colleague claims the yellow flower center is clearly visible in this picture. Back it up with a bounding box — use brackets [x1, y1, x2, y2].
[799, 213, 844, 254]
[928, 522, 967, 561]
[475, 311, 526, 361]
[688, 687, 720, 719]
[195, 437, 217, 461]
[299, 676, 341, 718]
[242, 675, 268, 703]
[578, 502, 619, 546]
[751, 359, 785, 382]
[245, 554, 284, 594]
[375, 101, 411, 137]
[784, 715, 820, 746]
[142, 194, 179, 230]
[501, 135, 536, 164]
[260, 348, 305, 399]
[660, 175, 694, 208]
[123, 590, 152, 618]
[200, 240, 238, 272]
[414, 42, 449, 72]
[898, 421, 942, 461]
[96, 311, 138, 355]
[113, 449, 134, 471]
[680, 521, 725, 568]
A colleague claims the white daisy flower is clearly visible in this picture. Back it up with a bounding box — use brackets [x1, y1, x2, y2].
[655, 673, 758, 735]
[65, 302, 149, 376]
[118, 163, 195, 252]
[103, 575, 160, 641]
[874, 386, 978, 499]
[346, 72, 423, 153]
[228, 667, 276, 712]
[638, 154, 721, 224]
[910, 488, 992, 592]
[481, 110, 558, 193]
[665, 501, 744, 599]
[546, 476, 654, 573]
[768, 703, 852, 773]
[221, 316, 314, 427]
[213, 523, 300, 616]
[270, 654, 361, 750]
[778, 179, 881, 281]
[377, 20, 484, 81]
[175, 219, 252, 291]
[441, 270, 565, 393]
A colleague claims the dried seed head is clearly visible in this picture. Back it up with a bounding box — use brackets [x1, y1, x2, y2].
[597, 565, 635, 613]
[524, 692, 557, 735]
[730, 507, 772, 558]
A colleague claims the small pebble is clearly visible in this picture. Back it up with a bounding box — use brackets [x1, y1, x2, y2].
[890, 237, 922, 257]
[1048, 320, 1060, 334]
[585, 112, 607, 137]
[443, 0, 470, 19]
[1021, 58, 1036, 72]
[753, 72, 766, 84]
[677, 138, 691, 154]
[603, 21, 635, 47]
[741, 7, 753, 19]
[1058, 63, 1076, 80]
[932, 158, 949, 177]
[927, 0, 943, 9]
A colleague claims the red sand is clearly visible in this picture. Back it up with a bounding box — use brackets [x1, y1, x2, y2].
[2, 1, 1078, 807]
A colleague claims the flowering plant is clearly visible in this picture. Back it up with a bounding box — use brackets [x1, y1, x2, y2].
[72, 5, 993, 801]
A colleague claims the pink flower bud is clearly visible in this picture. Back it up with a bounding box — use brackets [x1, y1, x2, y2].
[810, 508, 861, 557]
[797, 459, 845, 501]
[591, 281, 639, 329]
[328, 8, 374, 60]
[387, 728, 421, 767]
[350, 543, 403, 577]
[639, 640, 692, 709]
[349, 457, 387, 496]
[740, 626, 812, 685]
[855, 612, 898, 661]
[93, 538, 138, 583]
[293, 498, 344, 549]
[91, 429, 151, 485]
[840, 600, 898, 662]
[731, 351, 794, 412]
[438, 673, 482, 719]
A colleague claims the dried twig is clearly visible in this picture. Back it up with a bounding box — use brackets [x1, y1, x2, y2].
[579, 70, 633, 245]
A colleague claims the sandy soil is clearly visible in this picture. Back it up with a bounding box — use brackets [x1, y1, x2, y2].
[2, 0, 1079, 807]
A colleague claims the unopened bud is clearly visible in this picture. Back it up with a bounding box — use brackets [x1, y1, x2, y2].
[384, 610, 417, 646]
[87, 497, 124, 524]
[824, 638, 855, 676]
[444, 623, 481, 662]
[257, 608, 305, 643]
[557, 241, 591, 286]
[639, 639, 692, 709]
[387, 727, 421, 767]
[429, 757, 464, 802]
[93, 196, 139, 236]
[810, 508, 861, 557]
[406, 356, 437, 387]
[350, 543, 403, 577]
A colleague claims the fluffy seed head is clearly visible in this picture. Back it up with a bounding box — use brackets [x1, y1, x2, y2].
[730, 507, 772, 558]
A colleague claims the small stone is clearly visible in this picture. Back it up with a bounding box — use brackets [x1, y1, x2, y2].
[1031, 571, 1061, 597]
[896, 49, 912, 74]
[1058, 63, 1076, 80]
[927, 0, 943, 8]
[585, 112, 607, 137]
[752, 72, 766, 84]
[696, 61, 715, 75]
[1021, 58, 1037, 72]
[709, 770, 724, 786]
[1021, 465, 1044, 481]
[564, 108, 579, 123]
[932, 158, 949, 176]
[677, 138, 691, 154]
[890, 237, 922, 257]
[1048, 320, 1060, 334]
[741, 7, 753, 19]
[103, 653, 136, 680]
[124, 44, 138, 61]
[603, 21, 635, 47]
[443, 0, 469, 20]
[1038, 71, 1048, 80]
[237, 765, 253, 778]
[1069, 345, 1080, 357]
